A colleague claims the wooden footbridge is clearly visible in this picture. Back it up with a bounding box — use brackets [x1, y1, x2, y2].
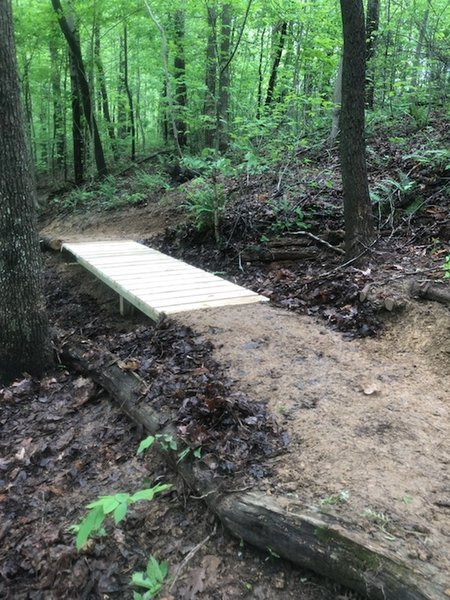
[62, 241, 268, 320]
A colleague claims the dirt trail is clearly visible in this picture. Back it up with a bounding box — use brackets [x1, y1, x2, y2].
[176, 301, 450, 578]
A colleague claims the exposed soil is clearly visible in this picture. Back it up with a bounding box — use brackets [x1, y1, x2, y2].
[6, 121, 450, 598]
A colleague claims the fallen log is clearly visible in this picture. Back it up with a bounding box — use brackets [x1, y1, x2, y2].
[410, 280, 450, 306]
[61, 340, 448, 600]
[242, 244, 317, 263]
[40, 236, 63, 251]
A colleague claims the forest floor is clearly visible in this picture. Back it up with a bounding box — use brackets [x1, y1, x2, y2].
[2, 115, 449, 599]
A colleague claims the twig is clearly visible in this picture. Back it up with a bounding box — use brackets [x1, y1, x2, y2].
[291, 230, 345, 254]
[168, 524, 217, 592]
[316, 237, 380, 279]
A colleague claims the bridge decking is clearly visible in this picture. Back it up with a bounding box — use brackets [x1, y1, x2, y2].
[62, 240, 268, 320]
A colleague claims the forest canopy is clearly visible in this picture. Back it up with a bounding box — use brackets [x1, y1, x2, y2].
[14, 0, 450, 180]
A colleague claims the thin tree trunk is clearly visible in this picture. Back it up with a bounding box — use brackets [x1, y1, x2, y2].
[123, 25, 136, 160]
[204, 4, 217, 148]
[49, 35, 65, 174]
[256, 27, 265, 119]
[0, 0, 52, 381]
[51, 0, 107, 177]
[265, 21, 287, 107]
[365, 0, 380, 109]
[94, 23, 117, 158]
[69, 48, 84, 184]
[173, 9, 187, 148]
[329, 56, 343, 143]
[339, 0, 375, 260]
[217, 3, 232, 152]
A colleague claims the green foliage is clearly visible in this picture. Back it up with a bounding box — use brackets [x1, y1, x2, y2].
[137, 433, 201, 463]
[370, 172, 416, 207]
[70, 483, 172, 550]
[267, 198, 310, 236]
[443, 255, 450, 278]
[404, 148, 450, 170]
[130, 555, 168, 599]
[134, 171, 171, 194]
[319, 490, 349, 507]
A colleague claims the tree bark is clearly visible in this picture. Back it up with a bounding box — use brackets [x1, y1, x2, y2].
[339, 0, 375, 260]
[60, 338, 449, 600]
[365, 0, 380, 109]
[410, 280, 450, 305]
[49, 34, 65, 173]
[51, 0, 107, 177]
[0, 0, 52, 381]
[122, 24, 136, 161]
[265, 22, 288, 107]
[217, 3, 232, 152]
[204, 4, 217, 148]
[94, 23, 117, 159]
[173, 9, 187, 148]
[69, 47, 84, 184]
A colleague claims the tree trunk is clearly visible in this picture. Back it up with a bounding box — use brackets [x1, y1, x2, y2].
[51, 0, 107, 177]
[365, 0, 380, 109]
[0, 0, 52, 382]
[256, 27, 265, 119]
[94, 23, 117, 158]
[173, 9, 187, 148]
[339, 0, 375, 260]
[217, 3, 232, 152]
[69, 47, 84, 184]
[329, 56, 343, 143]
[49, 33, 66, 173]
[204, 4, 217, 148]
[60, 338, 449, 600]
[265, 22, 287, 107]
[122, 25, 136, 161]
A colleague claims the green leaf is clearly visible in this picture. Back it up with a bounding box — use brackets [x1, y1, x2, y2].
[113, 500, 129, 525]
[130, 484, 172, 503]
[75, 506, 105, 549]
[137, 435, 155, 455]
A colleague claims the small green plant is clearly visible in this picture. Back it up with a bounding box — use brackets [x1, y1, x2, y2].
[70, 484, 171, 550]
[267, 198, 309, 236]
[370, 172, 416, 208]
[181, 153, 233, 245]
[443, 255, 450, 278]
[98, 174, 117, 199]
[363, 509, 391, 532]
[404, 148, 450, 170]
[54, 188, 94, 209]
[137, 433, 201, 462]
[401, 495, 413, 505]
[130, 555, 168, 599]
[319, 490, 349, 507]
[134, 171, 171, 194]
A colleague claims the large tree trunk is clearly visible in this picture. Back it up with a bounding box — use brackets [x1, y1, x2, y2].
[61, 338, 449, 600]
[0, 0, 52, 381]
[51, 0, 107, 177]
[339, 0, 375, 260]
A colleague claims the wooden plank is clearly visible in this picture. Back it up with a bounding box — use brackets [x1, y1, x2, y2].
[62, 240, 268, 320]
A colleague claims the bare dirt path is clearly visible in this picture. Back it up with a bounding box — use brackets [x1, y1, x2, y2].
[176, 302, 449, 581]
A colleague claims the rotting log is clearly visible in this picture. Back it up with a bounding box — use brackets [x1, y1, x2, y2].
[60, 340, 448, 600]
[410, 280, 450, 306]
[40, 236, 63, 251]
